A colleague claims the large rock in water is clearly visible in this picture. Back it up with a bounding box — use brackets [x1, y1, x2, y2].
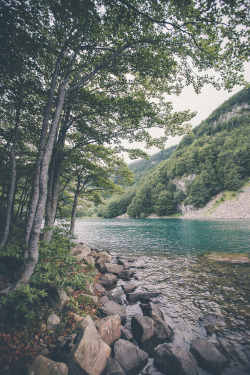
[154, 343, 198, 375]
[96, 252, 112, 265]
[114, 339, 148, 375]
[99, 300, 126, 325]
[94, 314, 121, 346]
[67, 315, 111, 375]
[105, 263, 124, 275]
[27, 355, 68, 375]
[131, 313, 172, 355]
[126, 291, 160, 302]
[190, 338, 228, 374]
[140, 301, 165, 321]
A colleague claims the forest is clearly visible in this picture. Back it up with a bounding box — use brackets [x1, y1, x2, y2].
[99, 87, 250, 218]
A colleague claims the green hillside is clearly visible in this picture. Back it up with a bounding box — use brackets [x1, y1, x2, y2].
[98, 87, 250, 218]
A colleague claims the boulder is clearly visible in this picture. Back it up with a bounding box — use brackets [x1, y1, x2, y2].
[105, 263, 124, 275]
[129, 261, 146, 269]
[84, 255, 95, 266]
[114, 339, 148, 375]
[27, 355, 68, 375]
[96, 252, 112, 265]
[126, 291, 160, 303]
[118, 269, 133, 280]
[140, 301, 165, 321]
[190, 338, 228, 374]
[121, 326, 133, 342]
[154, 344, 198, 375]
[116, 256, 135, 263]
[95, 282, 107, 295]
[99, 296, 110, 305]
[122, 284, 137, 293]
[71, 244, 91, 261]
[99, 273, 117, 287]
[67, 315, 111, 375]
[48, 286, 68, 311]
[99, 300, 126, 325]
[95, 314, 121, 346]
[103, 358, 126, 375]
[47, 313, 60, 330]
[91, 251, 99, 258]
[106, 292, 123, 305]
[131, 313, 172, 355]
[117, 258, 130, 270]
[90, 246, 100, 252]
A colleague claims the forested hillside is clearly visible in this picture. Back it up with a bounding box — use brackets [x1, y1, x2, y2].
[99, 87, 250, 218]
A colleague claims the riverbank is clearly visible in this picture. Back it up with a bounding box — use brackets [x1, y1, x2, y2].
[14, 243, 241, 375]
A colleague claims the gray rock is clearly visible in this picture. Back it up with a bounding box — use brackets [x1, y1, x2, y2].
[105, 263, 124, 275]
[121, 326, 133, 342]
[49, 287, 68, 311]
[126, 291, 160, 303]
[103, 358, 126, 375]
[122, 284, 137, 293]
[95, 314, 121, 346]
[140, 301, 165, 321]
[154, 343, 198, 375]
[117, 258, 130, 270]
[114, 339, 148, 375]
[84, 255, 95, 265]
[99, 300, 126, 325]
[95, 282, 107, 295]
[107, 292, 123, 305]
[67, 315, 111, 375]
[99, 296, 110, 305]
[118, 269, 133, 280]
[27, 355, 68, 375]
[131, 313, 172, 355]
[190, 338, 228, 374]
[129, 261, 146, 269]
[47, 313, 60, 330]
[96, 252, 112, 265]
[71, 244, 91, 261]
[99, 273, 117, 286]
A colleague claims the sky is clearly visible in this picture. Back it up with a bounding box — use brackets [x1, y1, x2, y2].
[122, 62, 250, 163]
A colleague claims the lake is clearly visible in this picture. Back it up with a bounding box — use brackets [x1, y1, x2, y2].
[75, 218, 250, 375]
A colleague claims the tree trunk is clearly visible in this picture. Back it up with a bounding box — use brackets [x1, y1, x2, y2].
[0, 83, 22, 249]
[70, 177, 81, 234]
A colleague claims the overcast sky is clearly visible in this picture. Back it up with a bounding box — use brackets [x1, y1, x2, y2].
[122, 62, 250, 163]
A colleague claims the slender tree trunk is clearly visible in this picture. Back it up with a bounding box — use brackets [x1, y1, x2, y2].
[20, 189, 30, 220]
[70, 177, 81, 234]
[15, 177, 28, 219]
[0, 83, 22, 249]
[16, 84, 67, 287]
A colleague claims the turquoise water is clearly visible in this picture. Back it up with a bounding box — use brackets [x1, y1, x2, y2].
[75, 219, 250, 375]
[75, 218, 250, 257]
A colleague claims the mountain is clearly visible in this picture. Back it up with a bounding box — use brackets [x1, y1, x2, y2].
[98, 87, 250, 218]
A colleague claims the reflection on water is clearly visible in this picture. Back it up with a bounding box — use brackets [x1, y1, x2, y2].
[75, 219, 250, 374]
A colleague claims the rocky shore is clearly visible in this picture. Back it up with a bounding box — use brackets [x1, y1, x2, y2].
[27, 243, 229, 375]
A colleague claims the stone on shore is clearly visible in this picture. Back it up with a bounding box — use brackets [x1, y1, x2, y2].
[47, 313, 60, 330]
[118, 269, 133, 280]
[71, 244, 91, 261]
[126, 291, 160, 303]
[190, 338, 228, 374]
[96, 252, 112, 265]
[103, 358, 126, 375]
[99, 300, 126, 325]
[131, 313, 172, 355]
[121, 326, 133, 342]
[99, 273, 117, 286]
[27, 355, 68, 375]
[140, 301, 165, 321]
[67, 315, 111, 375]
[114, 339, 148, 375]
[95, 282, 107, 295]
[122, 284, 137, 293]
[117, 258, 130, 270]
[95, 314, 121, 346]
[154, 343, 198, 375]
[105, 263, 124, 275]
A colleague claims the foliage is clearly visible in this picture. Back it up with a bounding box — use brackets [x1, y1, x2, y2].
[99, 87, 250, 216]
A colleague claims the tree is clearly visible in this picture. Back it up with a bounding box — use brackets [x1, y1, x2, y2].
[1, 0, 249, 292]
